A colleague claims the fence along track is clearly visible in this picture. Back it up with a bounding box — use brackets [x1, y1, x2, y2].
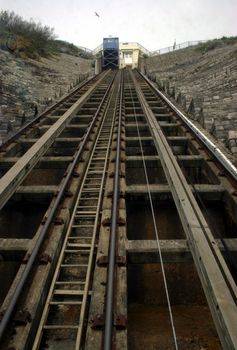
[32, 71, 122, 349]
[0, 70, 116, 347]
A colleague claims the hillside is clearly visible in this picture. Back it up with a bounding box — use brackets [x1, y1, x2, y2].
[0, 10, 94, 140]
[145, 38, 237, 155]
[0, 49, 93, 137]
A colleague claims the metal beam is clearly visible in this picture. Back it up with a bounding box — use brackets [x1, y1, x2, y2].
[0, 156, 73, 170]
[0, 239, 31, 252]
[126, 184, 224, 201]
[126, 155, 204, 167]
[127, 239, 237, 263]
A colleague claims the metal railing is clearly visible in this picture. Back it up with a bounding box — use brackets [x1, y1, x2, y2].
[150, 40, 208, 56]
[93, 42, 151, 56]
[93, 39, 209, 57]
[77, 45, 93, 53]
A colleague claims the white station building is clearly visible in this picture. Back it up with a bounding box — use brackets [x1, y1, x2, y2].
[119, 42, 150, 69]
[93, 42, 150, 70]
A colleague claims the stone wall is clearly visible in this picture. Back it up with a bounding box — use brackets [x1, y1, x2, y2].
[145, 43, 237, 155]
[0, 50, 93, 141]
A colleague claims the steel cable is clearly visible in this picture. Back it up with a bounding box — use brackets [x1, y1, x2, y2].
[126, 71, 178, 350]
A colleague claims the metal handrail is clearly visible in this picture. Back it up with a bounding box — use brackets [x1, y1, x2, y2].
[150, 40, 208, 56]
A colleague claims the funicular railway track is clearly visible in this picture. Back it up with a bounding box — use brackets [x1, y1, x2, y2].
[0, 68, 237, 350]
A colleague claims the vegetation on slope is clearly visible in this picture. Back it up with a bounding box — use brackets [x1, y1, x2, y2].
[195, 36, 237, 53]
[0, 10, 92, 59]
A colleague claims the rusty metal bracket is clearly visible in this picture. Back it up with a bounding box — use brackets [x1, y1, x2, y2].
[73, 171, 80, 177]
[41, 216, 47, 225]
[13, 309, 32, 326]
[64, 190, 73, 197]
[114, 315, 127, 329]
[118, 216, 126, 225]
[102, 216, 126, 227]
[39, 253, 52, 264]
[91, 314, 104, 329]
[97, 255, 126, 267]
[102, 217, 111, 226]
[42, 215, 64, 225]
[107, 190, 125, 198]
[54, 217, 65, 225]
[111, 157, 125, 163]
[112, 146, 125, 151]
[22, 253, 31, 264]
[91, 314, 127, 330]
[119, 191, 125, 198]
[218, 171, 226, 177]
[109, 171, 125, 178]
[0, 311, 4, 322]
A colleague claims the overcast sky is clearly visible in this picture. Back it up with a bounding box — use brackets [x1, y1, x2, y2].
[1, 0, 236, 51]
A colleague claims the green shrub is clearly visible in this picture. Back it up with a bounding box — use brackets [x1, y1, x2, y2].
[195, 36, 237, 53]
[0, 10, 93, 59]
[0, 10, 56, 58]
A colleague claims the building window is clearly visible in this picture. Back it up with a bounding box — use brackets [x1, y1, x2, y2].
[124, 52, 132, 59]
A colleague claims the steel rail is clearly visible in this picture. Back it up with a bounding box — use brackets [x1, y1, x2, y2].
[139, 71, 237, 184]
[0, 73, 101, 150]
[32, 71, 119, 350]
[76, 74, 120, 349]
[104, 71, 123, 350]
[0, 72, 116, 342]
[130, 70, 237, 349]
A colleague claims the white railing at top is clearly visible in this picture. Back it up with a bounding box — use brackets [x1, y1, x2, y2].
[93, 44, 103, 55]
[77, 46, 93, 53]
[92, 40, 209, 57]
[150, 40, 208, 56]
[92, 42, 151, 56]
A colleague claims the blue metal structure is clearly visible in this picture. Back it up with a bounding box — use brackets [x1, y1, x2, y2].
[102, 37, 119, 70]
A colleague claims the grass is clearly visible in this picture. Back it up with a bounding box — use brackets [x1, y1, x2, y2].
[195, 36, 237, 53]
